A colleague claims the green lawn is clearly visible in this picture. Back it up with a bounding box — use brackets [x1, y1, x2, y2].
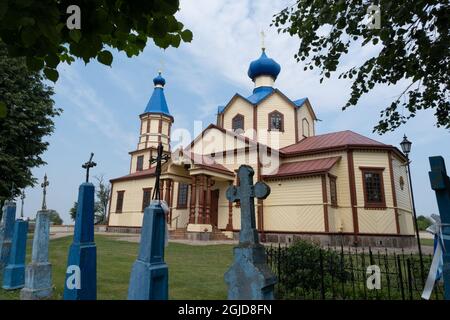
[420, 238, 434, 247]
[0, 235, 234, 300]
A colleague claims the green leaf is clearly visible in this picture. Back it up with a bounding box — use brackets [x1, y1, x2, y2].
[45, 53, 60, 69]
[43, 68, 59, 82]
[0, 101, 7, 118]
[26, 56, 44, 71]
[69, 29, 82, 43]
[0, 1, 7, 20]
[97, 50, 113, 66]
[21, 27, 38, 47]
[180, 30, 193, 42]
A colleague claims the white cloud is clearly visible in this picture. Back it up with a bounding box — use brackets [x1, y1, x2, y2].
[55, 65, 135, 159]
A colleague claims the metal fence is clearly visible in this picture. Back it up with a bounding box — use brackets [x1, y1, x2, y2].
[265, 243, 444, 300]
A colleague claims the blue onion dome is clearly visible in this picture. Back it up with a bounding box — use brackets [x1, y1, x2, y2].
[153, 71, 166, 86]
[247, 49, 281, 81]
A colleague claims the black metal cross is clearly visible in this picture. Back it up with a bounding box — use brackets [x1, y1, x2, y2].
[20, 190, 25, 218]
[9, 182, 15, 201]
[41, 174, 49, 210]
[82, 152, 97, 183]
[150, 143, 170, 201]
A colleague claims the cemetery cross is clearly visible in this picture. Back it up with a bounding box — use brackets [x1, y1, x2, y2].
[82, 152, 97, 183]
[41, 174, 49, 210]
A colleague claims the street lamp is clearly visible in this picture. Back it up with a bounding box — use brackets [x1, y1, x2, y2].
[400, 134, 425, 283]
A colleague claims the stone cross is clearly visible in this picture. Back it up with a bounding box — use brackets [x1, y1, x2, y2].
[41, 174, 49, 210]
[82, 152, 97, 183]
[149, 143, 170, 201]
[428, 156, 450, 300]
[226, 165, 270, 244]
[224, 165, 276, 300]
[20, 191, 25, 219]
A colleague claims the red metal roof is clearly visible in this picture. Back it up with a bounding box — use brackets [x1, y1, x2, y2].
[110, 167, 156, 182]
[262, 156, 341, 178]
[281, 130, 388, 155]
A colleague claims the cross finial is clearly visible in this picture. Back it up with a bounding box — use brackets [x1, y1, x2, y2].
[149, 143, 170, 201]
[41, 174, 49, 210]
[82, 152, 97, 183]
[20, 190, 25, 218]
[158, 57, 165, 75]
[9, 182, 15, 201]
[260, 30, 266, 52]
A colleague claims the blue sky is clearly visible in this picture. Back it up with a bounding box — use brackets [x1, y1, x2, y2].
[20, 1, 450, 223]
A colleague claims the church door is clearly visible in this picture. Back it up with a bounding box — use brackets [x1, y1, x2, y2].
[210, 190, 220, 227]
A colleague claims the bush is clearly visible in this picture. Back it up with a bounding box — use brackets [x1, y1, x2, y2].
[417, 215, 432, 231]
[272, 240, 350, 299]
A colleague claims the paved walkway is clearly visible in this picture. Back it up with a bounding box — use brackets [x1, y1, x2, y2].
[47, 231, 435, 253]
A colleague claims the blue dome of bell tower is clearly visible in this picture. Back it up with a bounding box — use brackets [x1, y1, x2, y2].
[247, 49, 281, 81]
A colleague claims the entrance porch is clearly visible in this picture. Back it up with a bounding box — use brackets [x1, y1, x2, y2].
[159, 154, 235, 240]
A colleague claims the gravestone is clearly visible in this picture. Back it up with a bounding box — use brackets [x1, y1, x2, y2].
[2, 219, 28, 289]
[21, 176, 53, 299]
[3, 191, 29, 289]
[127, 202, 168, 300]
[20, 211, 53, 299]
[63, 154, 97, 300]
[427, 156, 450, 300]
[128, 143, 169, 300]
[224, 165, 276, 300]
[0, 201, 16, 278]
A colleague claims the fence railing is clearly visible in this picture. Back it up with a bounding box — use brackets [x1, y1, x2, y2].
[265, 243, 444, 300]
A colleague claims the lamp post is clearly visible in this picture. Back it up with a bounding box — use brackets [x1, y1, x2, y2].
[400, 134, 425, 284]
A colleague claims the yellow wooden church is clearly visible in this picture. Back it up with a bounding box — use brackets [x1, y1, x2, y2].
[107, 48, 416, 247]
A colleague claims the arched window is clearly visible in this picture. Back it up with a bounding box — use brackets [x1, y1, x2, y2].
[232, 114, 244, 132]
[302, 118, 310, 137]
[268, 111, 284, 131]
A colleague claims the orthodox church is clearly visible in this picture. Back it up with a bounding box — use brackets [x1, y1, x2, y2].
[107, 47, 416, 247]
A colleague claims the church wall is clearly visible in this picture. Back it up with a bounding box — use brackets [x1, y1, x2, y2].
[130, 150, 153, 173]
[189, 128, 247, 155]
[257, 93, 297, 148]
[109, 177, 155, 227]
[297, 104, 315, 140]
[222, 98, 254, 138]
[391, 155, 414, 235]
[280, 151, 353, 233]
[263, 176, 325, 232]
[353, 150, 397, 234]
[169, 181, 190, 229]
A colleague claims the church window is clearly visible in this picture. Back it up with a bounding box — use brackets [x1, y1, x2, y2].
[268, 111, 284, 131]
[136, 155, 144, 171]
[232, 114, 244, 132]
[361, 168, 386, 208]
[142, 188, 152, 211]
[302, 118, 310, 137]
[329, 175, 338, 206]
[177, 183, 189, 208]
[116, 191, 125, 213]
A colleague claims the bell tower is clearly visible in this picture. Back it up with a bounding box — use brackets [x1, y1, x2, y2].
[130, 72, 173, 173]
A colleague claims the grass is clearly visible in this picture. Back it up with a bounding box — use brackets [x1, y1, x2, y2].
[0, 235, 233, 300]
[420, 238, 434, 247]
